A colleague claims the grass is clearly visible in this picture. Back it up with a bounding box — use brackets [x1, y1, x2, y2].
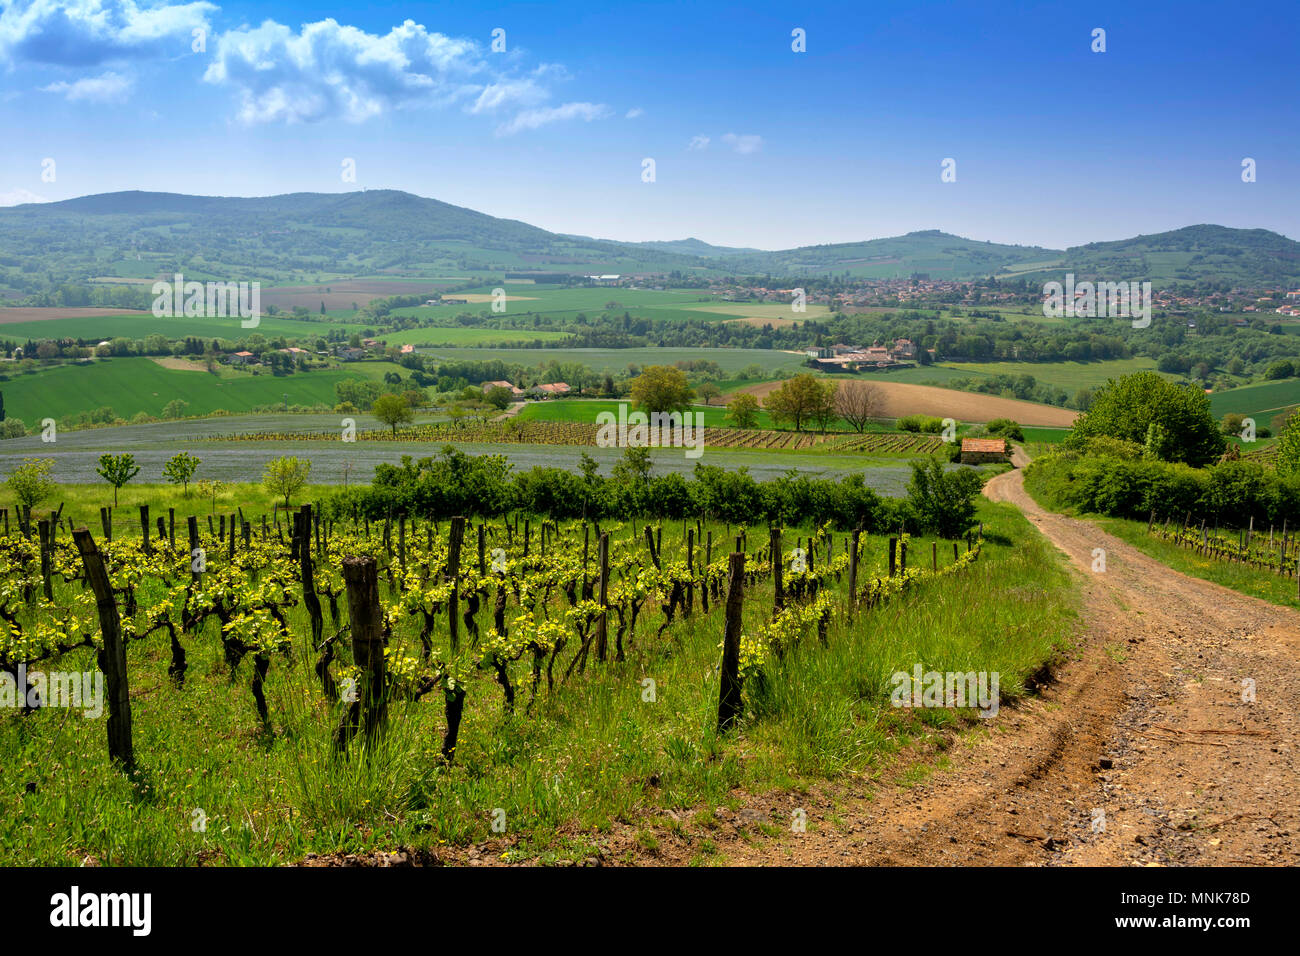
[0, 312, 366, 342]
[0, 497, 1078, 864]
[0, 357, 411, 421]
[1090, 516, 1300, 611]
[939, 357, 1163, 391]
[412, 346, 811, 376]
[1209, 378, 1300, 423]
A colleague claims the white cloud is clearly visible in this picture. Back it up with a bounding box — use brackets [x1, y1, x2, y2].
[204, 18, 489, 124]
[687, 134, 710, 150]
[722, 133, 762, 154]
[0, 188, 48, 206]
[496, 101, 609, 136]
[0, 0, 215, 67]
[42, 68, 133, 102]
[625, 106, 643, 119]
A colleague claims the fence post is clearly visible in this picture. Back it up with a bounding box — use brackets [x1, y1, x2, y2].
[595, 532, 610, 662]
[335, 555, 387, 752]
[771, 526, 784, 612]
[717, 551, 746, 733]
[447, 515, 465, 652]
[848, 528, 861, 610]
[38, 518, 53, 601]
[299, 506, 324, 644]
[72, 528, 134, 772]
[888, 537, 897, 577]
[139, 504, 150, 555]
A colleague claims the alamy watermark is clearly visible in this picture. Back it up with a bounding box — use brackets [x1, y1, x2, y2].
[890, 665, 1000, 718]
[1043, 274, 1150, 328]
[151, 273, 261, 328]
[595, 403, 704, 459]
[1, 665, 103, 718]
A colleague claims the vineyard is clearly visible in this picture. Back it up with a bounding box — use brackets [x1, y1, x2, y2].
[205, 419, 947, 456]
[0, 494, 1076, 867]
[1147, 512, 1300, 586]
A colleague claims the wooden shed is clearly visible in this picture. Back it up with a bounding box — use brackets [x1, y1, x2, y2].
[960, 437, 1009, 464]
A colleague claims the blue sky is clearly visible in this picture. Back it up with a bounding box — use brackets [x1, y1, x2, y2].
[1, 0, 1296, 250]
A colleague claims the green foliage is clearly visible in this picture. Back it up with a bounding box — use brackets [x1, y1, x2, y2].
[724, 393, 760, 429]
[372, 393, 414, 436]
[985, 418, 1024, 441]
[905, 458, 984, 538]
[1067, 372, 1224, 466]
[95, 452, 140, 505]
[1275, 411, 1300, 478]
[263, 456, 312, 508]
[162, 452, 202, 495]
[897, 414, 945, 434]
[5, 457, 54, 509]
[629, 365, 694, 414]
[765, 374, 836, 432]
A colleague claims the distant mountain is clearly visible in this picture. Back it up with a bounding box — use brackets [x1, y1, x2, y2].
[0, 190, 1295, 292]
[1042, 225, 1300, 287]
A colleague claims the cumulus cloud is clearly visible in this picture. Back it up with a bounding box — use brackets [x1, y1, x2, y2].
[203, 18, 490, 124]
[0, 0, 215, 67]
[495, 101, 609, 136]
[687, 134, 710, 150]
[0, 188, 47, 205]
[42, 68, 132, 101]
[721, 133, 762, 154]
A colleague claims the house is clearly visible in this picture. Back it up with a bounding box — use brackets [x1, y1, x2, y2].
[482, 380, 525, 398]
[399, 344, 415, 354]
[339, 348, 366, 361]
[279, 347, 310, 358]
[228, 350, 256, 365]
[960, 438, 1009, 464]
[891, 338, 918, 360]
[531, 382, 571, 398]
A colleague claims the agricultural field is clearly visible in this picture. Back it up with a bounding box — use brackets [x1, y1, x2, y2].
[0, 357, 412, 422]
[734, 379, 1078, 427]
[0, 309, 367, 343]
[417, 346, 811, 376]
[939, 357, 1164, 391]
[1209, 378, 1300, 424]
[0, 496, 1074, 866]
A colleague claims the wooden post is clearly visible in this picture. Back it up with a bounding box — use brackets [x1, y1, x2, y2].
[932, 541, 937, 572]
[38, 518, 53, 600]
[888, 537, 897, 577]
[717, 551, 746, 733]
[299, 506, 324, 643]
[447, 516, 465, 652]
[72, 528, 134, 771]
[156, 516, 166, 549]
[187, 515, 201, 584]
[848, 528, 861, 609]
[100, 506, 111, 542]
[335, 555, 387, 751]
[595, 532, 610, 662]
[139, 504, 150, 555]
[168, 507, 175, 549]
[771, 527, 784, 612]
[477, 524, 487, 577]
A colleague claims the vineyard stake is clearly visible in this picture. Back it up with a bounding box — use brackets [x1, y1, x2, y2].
[771, 527, 784, 612]
[717, 551, 746, 733]
[595, 532, 610, 662]
[72, 528, 134, 772]
[447, 516, 465, 652]
[139, 504, 150, 555]
[335, 555, 387, 753]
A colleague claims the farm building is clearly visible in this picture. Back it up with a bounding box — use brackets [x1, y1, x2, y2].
[531, 382, 572, 398]
[960, 438, 1009, 464]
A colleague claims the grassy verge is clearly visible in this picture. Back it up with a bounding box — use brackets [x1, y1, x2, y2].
[0, 498, 1078, 865]
[1090, 516, 1300, 611]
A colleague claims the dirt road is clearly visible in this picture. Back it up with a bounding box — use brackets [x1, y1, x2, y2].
[674, 467, 1299, 865]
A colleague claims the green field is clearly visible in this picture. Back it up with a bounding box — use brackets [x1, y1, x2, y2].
[379, 326, 572, 347]
[415, 346, 810, 375]
[940, 357, 1163, 391]
[1209, 378, 1300, 423]
[0, 357, 412, 421]
[0, 312, 366, 342]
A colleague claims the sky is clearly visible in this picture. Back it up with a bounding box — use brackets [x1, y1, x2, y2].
[0, 0, 1296, 251]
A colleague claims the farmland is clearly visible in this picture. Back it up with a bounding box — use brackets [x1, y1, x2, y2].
[0, 493, 1073, 866]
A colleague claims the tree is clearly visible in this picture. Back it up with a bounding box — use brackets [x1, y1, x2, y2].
[96, 453, 140, 505]
[372, 393, 414, 436]
[1066, 372, 1225, 466]
[725, 393, 760, 429]
[485, 386, 513, 410]
[629, 365, 694, 413]
[834, 380, 883, 433]
[161, 398, 189, 419]
[765, 374, 836, 433]
[263, 457, 311, 508]
[906, 458, 984, 538]
[1275, 411, 1300, 478]
[697, 382, 722, 406]
[163, 452, 201, 495]
[196, 478, 226, 514]
[6, 458, 54, 509]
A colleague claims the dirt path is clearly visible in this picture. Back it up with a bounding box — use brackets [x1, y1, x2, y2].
[635, 467, 1299, 866]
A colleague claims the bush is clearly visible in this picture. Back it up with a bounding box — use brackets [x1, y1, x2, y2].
[985, 418, 1025, 441]
[905, 458, 984, 538]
